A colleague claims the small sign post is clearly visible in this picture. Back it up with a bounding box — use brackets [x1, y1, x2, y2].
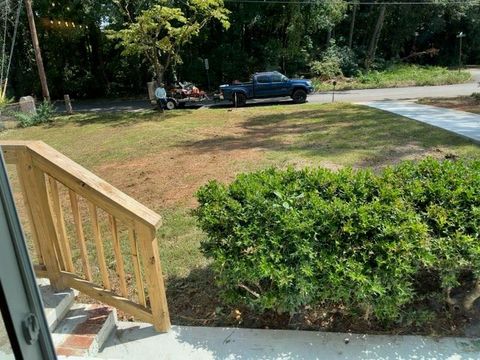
[332, 80, 337, 103]
[204, 58, 210, 90]
[456, 32, 466, 73]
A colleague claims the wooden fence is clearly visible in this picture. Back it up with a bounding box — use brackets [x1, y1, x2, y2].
[0, 141, 170, 332]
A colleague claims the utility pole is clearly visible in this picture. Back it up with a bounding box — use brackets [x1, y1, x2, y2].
[24, 0, 50, 101]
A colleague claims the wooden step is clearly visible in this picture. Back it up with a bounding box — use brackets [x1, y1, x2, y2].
[38, 278, 76, 331]
[52, 303, 116, 357]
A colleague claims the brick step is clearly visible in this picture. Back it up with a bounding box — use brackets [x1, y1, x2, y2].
[38, 278, 76, 331]
[52, 303, 116, 357]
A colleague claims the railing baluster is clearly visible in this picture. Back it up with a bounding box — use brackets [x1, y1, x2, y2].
[128, 228, 146, 307]
[108, 215, 128, 298]
[69, 190, 92, 281]
[88, 203, 111, 290]
[46, 176, 75, 273]
[135, 222, 170, 332]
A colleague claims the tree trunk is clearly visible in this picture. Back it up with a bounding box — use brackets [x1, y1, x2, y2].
[348, 3, 357, 49]
[88, 24, 109, 96]
[463, 279, 480, 311]
[24, 0, 50, 100]
[365, 3, 386, 69]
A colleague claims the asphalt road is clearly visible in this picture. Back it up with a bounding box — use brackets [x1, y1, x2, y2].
[69, 69, 480, 113]
[309, 68, 480, 104]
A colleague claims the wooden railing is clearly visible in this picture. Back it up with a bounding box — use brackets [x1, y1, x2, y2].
[0, 141, 170, 332]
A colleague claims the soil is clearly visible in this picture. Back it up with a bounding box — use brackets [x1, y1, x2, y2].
[164, 268, 479, 337]
[418, 96, 480, 115]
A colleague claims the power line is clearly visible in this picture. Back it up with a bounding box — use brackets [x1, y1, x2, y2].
[223, 0, 480, 4]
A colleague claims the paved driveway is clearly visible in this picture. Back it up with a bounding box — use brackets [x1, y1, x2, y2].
[361, 100, 480, 143]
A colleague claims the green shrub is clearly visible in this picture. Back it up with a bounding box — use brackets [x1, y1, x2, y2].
[383, 159, 480, 293]
[14, 100, 56, 127]
[471, 92, 480, 102]
[313, 64, 471, 92]
[196, 159, 480, 322]
[309, 41, 358, 80]
[309, 60, 343, 80]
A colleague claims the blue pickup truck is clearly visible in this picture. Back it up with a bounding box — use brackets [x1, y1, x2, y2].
[219, 71, 314, 106]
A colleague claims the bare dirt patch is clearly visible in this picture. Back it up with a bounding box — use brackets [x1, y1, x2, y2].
[418, 96, 480, 114]
[95, 147, 265, 210]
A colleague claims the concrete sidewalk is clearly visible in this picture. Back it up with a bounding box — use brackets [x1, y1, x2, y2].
[360, 101, 480, 143]
[97, 322, 480, 360]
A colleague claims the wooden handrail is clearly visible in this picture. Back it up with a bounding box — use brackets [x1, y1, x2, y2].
[1, 141, 170, 332]
[1, 141, 161, 229]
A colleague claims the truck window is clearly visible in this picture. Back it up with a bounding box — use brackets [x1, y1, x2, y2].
[271, 74, 283, 83]
[256, 75, 270, 84]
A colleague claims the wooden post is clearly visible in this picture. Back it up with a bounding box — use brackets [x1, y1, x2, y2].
[135, 222, 170, 332]
[24, 0, 50, 101]
[17, 148, 64, 290]
[64, 94, 73, 114]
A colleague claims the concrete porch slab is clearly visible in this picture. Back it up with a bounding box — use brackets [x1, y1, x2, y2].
[98, 322, 480, 359]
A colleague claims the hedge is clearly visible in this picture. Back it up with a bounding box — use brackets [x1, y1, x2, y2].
[195, 158, 480, 322]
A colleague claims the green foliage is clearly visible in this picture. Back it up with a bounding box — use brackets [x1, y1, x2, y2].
[309, 42, 358, 80]
[196, 159, 480, 322]
[383, 159, 480, 289]
[108, 0, 230, 82]
[313, 65, 471, 91]
[0, 96, 13, 108]
[309, 59, 343, 80]
[471, 93, 480, 102]
[14, 100, 55, 127]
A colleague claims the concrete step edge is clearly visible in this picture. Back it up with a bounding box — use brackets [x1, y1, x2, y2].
[38, 277, 77, 331]
[52, 303, 117, 358]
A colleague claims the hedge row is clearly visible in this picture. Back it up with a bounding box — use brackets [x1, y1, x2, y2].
[195, 158, 480, 322]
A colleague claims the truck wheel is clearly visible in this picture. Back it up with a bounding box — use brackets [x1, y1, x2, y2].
[232, 93, 247, 107]
[292, 89, 307, 104]
[165, 99, 177, 110]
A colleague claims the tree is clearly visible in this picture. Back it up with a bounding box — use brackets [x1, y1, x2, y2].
[108, 0, 230, 83]
[365, 3, 386, 69]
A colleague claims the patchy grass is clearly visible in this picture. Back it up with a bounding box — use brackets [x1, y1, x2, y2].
[2, 103, 480, 333]
[418, 93, 480, 114]
[313, 65, 472, 92]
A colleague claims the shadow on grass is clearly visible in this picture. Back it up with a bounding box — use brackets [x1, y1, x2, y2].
[50, 109, 195, 128]
[180, 104, 474, 168]
[209, 99, 297, 109]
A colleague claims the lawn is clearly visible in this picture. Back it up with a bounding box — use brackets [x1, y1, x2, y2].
[1, 103, 479, 333]
[418, 93, 480, 114]
[313, 65, 472, 92]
